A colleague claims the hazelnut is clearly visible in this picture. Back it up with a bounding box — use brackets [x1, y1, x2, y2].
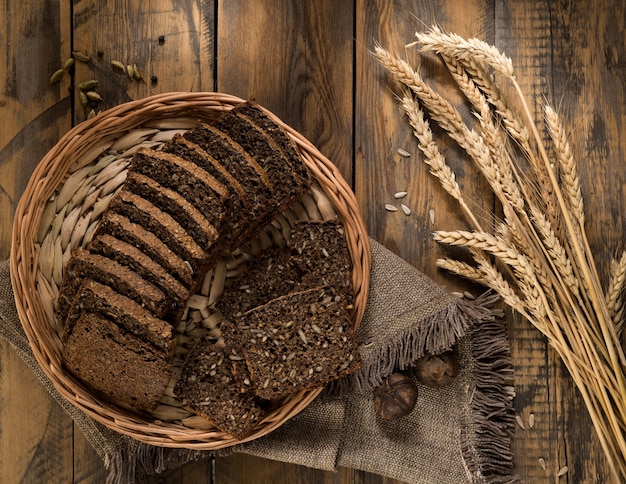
[413, 350, 459, 388]
[373, 372, 418, 420]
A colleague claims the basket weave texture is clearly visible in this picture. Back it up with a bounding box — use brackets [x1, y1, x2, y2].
[10, 92, 371, 449]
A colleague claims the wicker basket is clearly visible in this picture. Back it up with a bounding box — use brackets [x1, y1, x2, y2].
[10, 92, 371, 449]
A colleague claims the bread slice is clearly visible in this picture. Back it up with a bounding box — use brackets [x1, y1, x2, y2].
[182, 121, 273, 246]
[162, 134, 252, 250]
[62, 312, 172, 411]
[94, 211, 195, 287]
[107, 189, 210, 274]
[236, 286, 361, 399]
[123, 171, 219, 251]
[130, 147, 231, 231]
[64, 278, 176, 355]
[56, 248, 168, 324]
[215, 246, 302, 318]
[230, 101, 311, 188]
[287, 220, 354, 305]
[213, 109, 308, 218]
[88, 234, 190, 314]
[174, 331, 266, 439]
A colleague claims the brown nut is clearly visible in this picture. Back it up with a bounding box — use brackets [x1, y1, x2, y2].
[413, 350, 459, 388]
[373, 372, 418, 420]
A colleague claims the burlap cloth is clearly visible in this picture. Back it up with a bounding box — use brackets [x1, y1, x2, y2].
[0, 238, 516, 483]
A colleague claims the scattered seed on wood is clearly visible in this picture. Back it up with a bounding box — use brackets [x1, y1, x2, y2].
[86, 91, 102, 102]
[385, 204, 398, 212]
[111, 60, 126, 72]
[394, 191, 408, 199]
[63, 57, 75, 70]
[429, 209, 435, 224]
[126, 64, 134, 79]
[515, 414, 526, 430]
[557, 466, 568, 477]
[132, 63, 143, 81]
[72, 51, 90, 62]
[87, 109, 96, 119]
[50, 68, 65, 84]
[528, 413, 535, 428]
[78, 79, 98, 91]
[538, 457, 546, 471]
[401, 203, 411, 215]
[78, 91, 88, 107]
[463, 291, 475, 300]
[397, 148, 411, 157]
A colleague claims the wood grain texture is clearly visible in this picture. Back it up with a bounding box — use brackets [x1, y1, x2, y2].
[0, 0, 624, 482]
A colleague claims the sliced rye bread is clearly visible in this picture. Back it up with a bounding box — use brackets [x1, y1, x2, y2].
[123, 171, 219, 253]
[107, 189, 210, 274]
[213, 108, 309, 221]
[64, 278, 176, 356]
[130, 148, 231, 231]
[62, 312, 172, 411]
[162, 134, 252, 250]
[182, 121, 274, 246]
[174, 330, 266, 439]
[287, 220, 354, 305]
[56, 248, 168, 324]
[235, 286, 361, 400]
[88, 234, 191, 316]
[230, 101, 311, 188]
[215, 245, 302, 318]
[94, 211, 195, 288]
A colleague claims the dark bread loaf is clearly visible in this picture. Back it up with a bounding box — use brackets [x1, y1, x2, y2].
[107, 189, 210, 274]
[94, 211, 195, 287]
[62, 312, 172, 411]
[287, 220, 354, 305]
[123, 171, 219, 252]
[88, 234, 191, 313]
[64, 278, 176, 355]
[56, 248, 168, 323]
[174, 331, 266, 439]
[130, 147, 231, 230]
[230, 101, 311, 188]
[236, 286, 361, 400]
[215, 246, 302, 318]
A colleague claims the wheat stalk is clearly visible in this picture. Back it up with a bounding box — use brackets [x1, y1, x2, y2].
[377, 26, 626, 481]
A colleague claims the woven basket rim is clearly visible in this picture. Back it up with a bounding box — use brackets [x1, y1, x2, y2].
[9, 91, 371, 449]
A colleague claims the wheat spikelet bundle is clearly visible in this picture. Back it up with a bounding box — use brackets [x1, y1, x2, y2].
[376, 26, 626, 481]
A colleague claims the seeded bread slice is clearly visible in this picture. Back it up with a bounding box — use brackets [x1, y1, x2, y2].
[107, 189, 209, 274]
[130, 147, 230, 230]
[215, 246, 302, 318]
[94, 211, 195, 287]
[182, 121, 273, 247]
[62, 312, 172, 411]
[88, 234, 190, 315]
[236, 286, 361, 399]
[56, 248, 168, 324]
[64, 278, 176, 355]
[213, 109, 308, 219]
[287, 220, 354, 305]
[230, 101, 311, 188]
[174, 332, 266, 439]
[123, 171, 219, 251]
[162, 134, 252, 250]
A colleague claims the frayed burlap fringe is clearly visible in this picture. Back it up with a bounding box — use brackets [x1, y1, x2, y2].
[461, 316, 517, 483]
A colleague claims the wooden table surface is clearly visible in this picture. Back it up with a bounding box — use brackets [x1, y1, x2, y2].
[1, 1, 625, 483]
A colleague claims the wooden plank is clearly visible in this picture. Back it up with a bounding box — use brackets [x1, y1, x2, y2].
[214, 1, 354, 481]
[496, 0, 622, 481]
[354, 0, 495, 282]
[216, 0, 354, 180]
[72, 0, 216, 123]
[0, 2, 75, 483]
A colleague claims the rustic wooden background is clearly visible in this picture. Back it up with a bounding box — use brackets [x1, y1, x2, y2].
[1, 1, 625, 482]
